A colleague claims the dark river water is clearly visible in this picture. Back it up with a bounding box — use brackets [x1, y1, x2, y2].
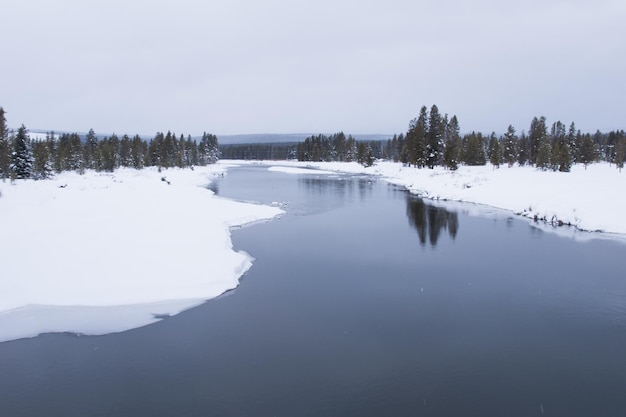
[1, 165, 626, 417]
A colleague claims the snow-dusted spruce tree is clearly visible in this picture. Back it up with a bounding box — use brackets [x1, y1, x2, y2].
[502, 125, 518, 167]
[529, 116, 548, 165]
[615, 137, 626, 172]
[462, 132, 486, 166]
[0, 107, 11, 180]
[443, 115, 461, 170]
[426, 104, 443, 169]
[578, 134, 595, 169]
[10, 125, 33, 179]
[535, 137, 552, 171]
[567, 122, 579, 163]
[552, 138, 572, 172]
[403, 106, 428, 168]
[488, 133, 501, 168]
[32, 140, 53, 179]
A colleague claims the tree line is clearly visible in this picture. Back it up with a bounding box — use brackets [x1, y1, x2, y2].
[0, 107, 220, 181]
[219, 142, 297, 160]
[288, 105, 625, 172]
[3, 103, 625, 180]
[295, 132, 377, 167]
[393, 105, 626, 171]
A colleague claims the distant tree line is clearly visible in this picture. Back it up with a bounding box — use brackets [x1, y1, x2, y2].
[284, 104, 626, 172]
[0, 107, 219, 181]
[219, 143, 297, 160]
[295, 132, 377, 167]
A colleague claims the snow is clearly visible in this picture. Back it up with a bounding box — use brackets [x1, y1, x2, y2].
[247, 160, 626, 237]
[0, 165, 283, 342]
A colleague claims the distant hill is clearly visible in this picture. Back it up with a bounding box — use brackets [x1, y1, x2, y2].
[218, 133, 393, 145]
[217, 134, 311, 145]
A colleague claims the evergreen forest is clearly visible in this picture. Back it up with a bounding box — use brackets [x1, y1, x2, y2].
[0, 107, 219, 180]
[2, 104, 626, 182]
[221, 104, 625, 172]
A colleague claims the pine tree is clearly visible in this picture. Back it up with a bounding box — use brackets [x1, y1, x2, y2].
[579, 134, 595, 169]
[517, 132, 529, 166]
[0, 107, 11, 180]
[443, 115, 461, 170]
[118, 135, 131, 168]
[356, 142, 375, 167]
[529, 116, 548, 165]
[426, 104, 443, 168]
[462, 132, 486, 166]
[536, 137, 552, 171]
[615, 136, 626, 172]
[403, 106, 428, 168]
[32, 140, 53, 179]
[10, 125, 34, 179]
[83, 129, 99, 170]
[502, 125, 518, 167]
[131, 135, 146, 169]
[556, 140, 572, 172]
[488, 133, 501, 168]
[567, 122, 579, 163]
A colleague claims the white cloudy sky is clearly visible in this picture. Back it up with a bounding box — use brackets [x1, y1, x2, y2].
[2, 0, 625, 136]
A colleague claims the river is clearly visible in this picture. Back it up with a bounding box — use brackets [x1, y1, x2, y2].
[1, 164, 625, 416]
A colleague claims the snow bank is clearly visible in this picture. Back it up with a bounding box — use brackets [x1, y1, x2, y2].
[253, 160, 626, 237]
[0, 165, 283, 342]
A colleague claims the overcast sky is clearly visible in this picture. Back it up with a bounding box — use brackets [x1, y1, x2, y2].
[2, 0, 625, 136]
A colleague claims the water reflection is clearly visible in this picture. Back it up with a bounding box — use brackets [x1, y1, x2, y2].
[406, 195, 459, 246]
[298, 176, 374, 211]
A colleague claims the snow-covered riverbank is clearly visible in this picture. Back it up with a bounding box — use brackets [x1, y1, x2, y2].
[0, 165, 283, 342]
[249, 160, 626, 237]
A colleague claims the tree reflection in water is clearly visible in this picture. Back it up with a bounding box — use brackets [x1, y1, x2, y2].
[406, 195, 459, 246]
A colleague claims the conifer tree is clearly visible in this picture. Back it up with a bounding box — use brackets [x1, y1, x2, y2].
[529, 116, 548, 165]
[0, 107, 10, 180]
[579, 134, 595, 169]
[10, 125, 34, 179]
[615, 136, 626, 172]
[488, 133, 501, 168]
[131, 135, 146, 169]
[199, 132, 220, 165]
[567, 122, 579, 163]
[556, 140, 572, 172]
[443, 115, 461, 170]
[502, 125, 518, 167]
[536, 137, 552, 171]
[517, 132, 530, 166]
[117, 135, 130, 168]
[463, 132, 486, 165]
[426, 104, 443, 168]
[83, 129, 99, 169]
[403, 106, 428, 167]
[32, 140, 53, 179]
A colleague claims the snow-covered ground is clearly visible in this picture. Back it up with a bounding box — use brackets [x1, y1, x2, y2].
[241, 159, 626, 238]
[0, 165, 283, 342]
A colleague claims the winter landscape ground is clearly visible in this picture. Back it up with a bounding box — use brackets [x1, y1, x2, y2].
[0, 160, 624, 342]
